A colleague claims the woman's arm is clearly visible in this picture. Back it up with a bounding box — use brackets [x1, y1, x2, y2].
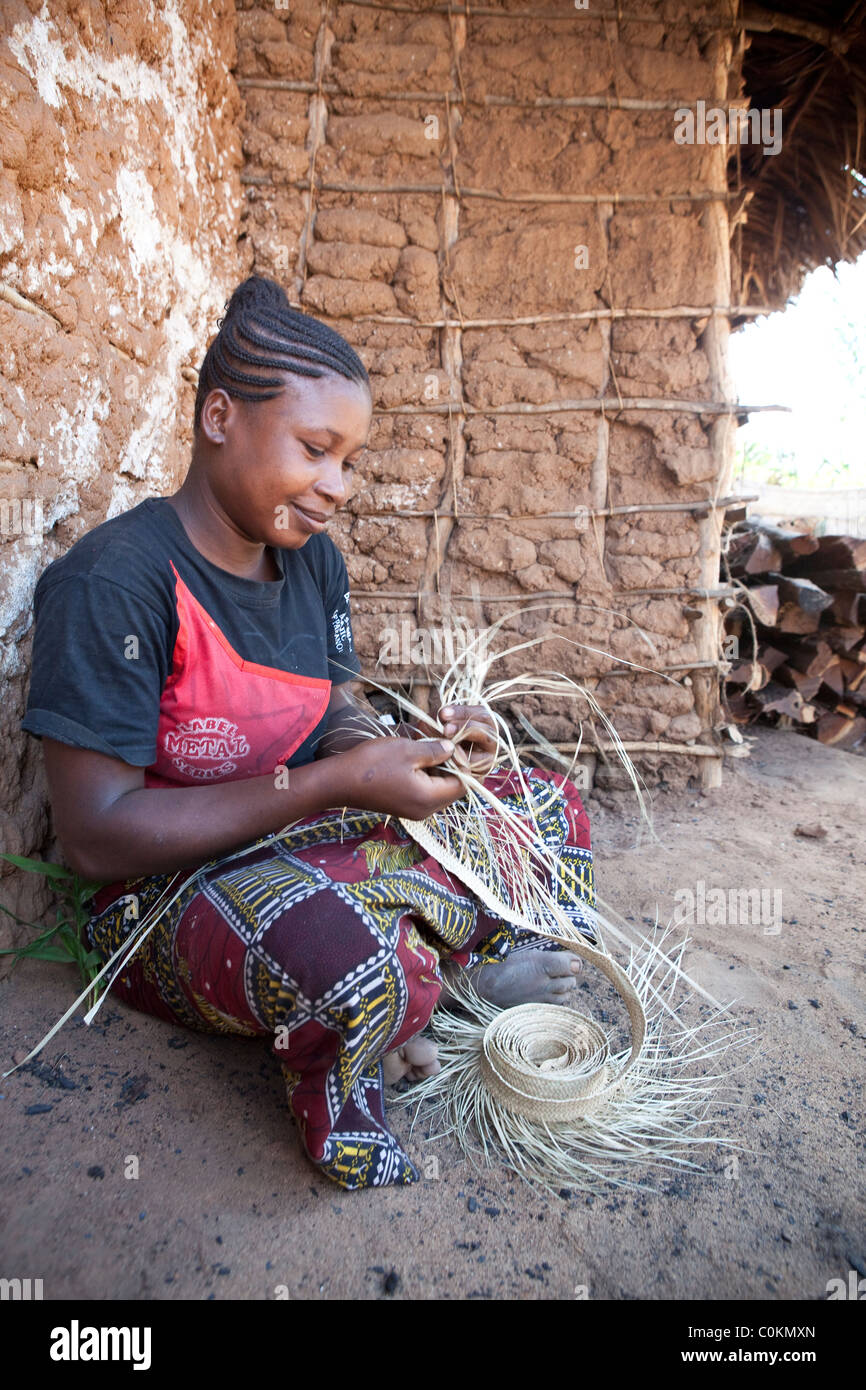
[42, 734, 464, 883]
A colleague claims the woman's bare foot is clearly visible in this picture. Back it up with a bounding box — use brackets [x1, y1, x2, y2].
[382, 1034, 441, 1085]
[442, 948, 582, 1010]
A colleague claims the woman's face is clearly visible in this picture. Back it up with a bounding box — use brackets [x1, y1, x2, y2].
[200, 372, 372, 549]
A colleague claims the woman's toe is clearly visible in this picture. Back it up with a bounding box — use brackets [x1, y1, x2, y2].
[401, 1036, 439, 1079]
[543, 951, 579, 978]
[548, 976, 576, 996]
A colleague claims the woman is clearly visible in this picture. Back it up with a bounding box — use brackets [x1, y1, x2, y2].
[22, 276, 593, 1190]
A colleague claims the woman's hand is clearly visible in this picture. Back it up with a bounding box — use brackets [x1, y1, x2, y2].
[336, 736, 465, 820]
[437, 704, 498, 777]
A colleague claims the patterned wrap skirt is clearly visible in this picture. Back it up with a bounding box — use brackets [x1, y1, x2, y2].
[85, 766, 594, 1190]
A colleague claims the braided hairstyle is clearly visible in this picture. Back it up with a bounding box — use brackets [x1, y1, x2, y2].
[193, 275, 371, 431]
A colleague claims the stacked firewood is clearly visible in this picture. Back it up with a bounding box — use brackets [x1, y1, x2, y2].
[723, 520, 866, 749]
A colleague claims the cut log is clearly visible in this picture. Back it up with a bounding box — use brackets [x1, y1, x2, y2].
[778, 638, 835, 678]
[758, 682, 818, 723]
[761, 645, 791, 673]
[830, 591, 863, 625]
[839, 659, 866, 692]
[788, 568, 865, 592]
[827, 625, 865, 654]
[771, 574, 834, 616]
[730, 659, 772, 691]
[787, 535, 866, 575]
[735, 519, 819, 559]
[782, 666, 822, 701]
[731, 531, 783, 576]
[747, 584, 779, 627]
[818, 658, 845, 698]
[816, 711, 866, 748]
[777, 604, 822, 634]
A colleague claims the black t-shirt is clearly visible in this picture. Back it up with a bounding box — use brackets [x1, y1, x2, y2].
[22, 498, 361, 785]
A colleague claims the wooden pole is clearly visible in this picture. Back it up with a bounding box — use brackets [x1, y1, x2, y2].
[692, 29, 738, 790]
[345, 493, 759, 521]
[293, 1, 332, 303]
[241, 173, 734, 208]
[415, 16, 468, 718]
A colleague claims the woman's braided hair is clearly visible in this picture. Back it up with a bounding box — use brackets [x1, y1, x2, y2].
[193, 275, 371, 430]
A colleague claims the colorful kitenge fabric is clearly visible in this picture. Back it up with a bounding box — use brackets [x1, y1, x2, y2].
[86, 766, 594, 1190]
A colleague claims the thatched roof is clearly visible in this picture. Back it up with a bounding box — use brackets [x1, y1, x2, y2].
[736, 2, 866, 311]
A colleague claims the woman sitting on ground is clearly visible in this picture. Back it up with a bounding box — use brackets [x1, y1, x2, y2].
[22, 275, 593, 1190]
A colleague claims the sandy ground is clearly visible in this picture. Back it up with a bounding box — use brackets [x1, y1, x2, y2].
[0, 725, 863, 1302]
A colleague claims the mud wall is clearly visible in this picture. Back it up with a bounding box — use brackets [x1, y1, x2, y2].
[0, 0, 245, 938]
[238, 0, 738, 791]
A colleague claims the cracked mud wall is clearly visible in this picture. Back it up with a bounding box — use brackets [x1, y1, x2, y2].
[238, 0, 739, 788]
[0, 0, 740, 946]
[0, 0, 245, 942]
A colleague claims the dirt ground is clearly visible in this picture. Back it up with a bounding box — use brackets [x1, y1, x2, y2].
[0, 724, 862, 1302]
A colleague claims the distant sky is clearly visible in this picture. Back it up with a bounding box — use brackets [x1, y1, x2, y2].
[728, 252, 866, 488]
